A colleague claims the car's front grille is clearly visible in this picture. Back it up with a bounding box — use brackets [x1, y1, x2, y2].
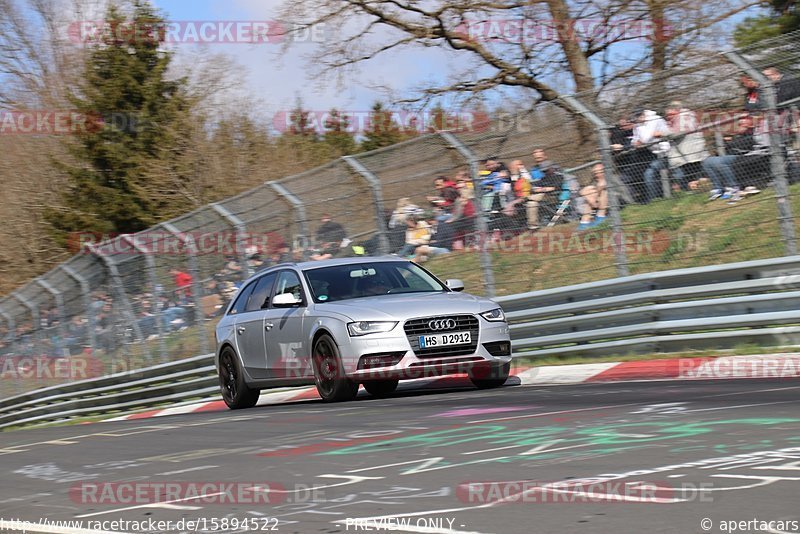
[404, 314, 479, 358]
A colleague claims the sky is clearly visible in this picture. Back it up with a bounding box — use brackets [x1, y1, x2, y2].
[146, 0, 762, 122]
[151, 0, 455, 118]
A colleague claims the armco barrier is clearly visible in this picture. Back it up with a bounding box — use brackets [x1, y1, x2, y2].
[2, 256, 800, 430]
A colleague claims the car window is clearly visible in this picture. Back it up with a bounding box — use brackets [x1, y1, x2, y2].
[228, 281, 255, 315]
[304, 261, 445, 303]
[399, 265, 437, 291]
[274, 270, 304, 303]
[245, 272, 277, 312]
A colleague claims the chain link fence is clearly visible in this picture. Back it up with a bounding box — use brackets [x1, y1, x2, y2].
[2, 32, 800, 398]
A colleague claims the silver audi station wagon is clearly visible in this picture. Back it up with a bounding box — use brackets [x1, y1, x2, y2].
[215, 256, 512, 408]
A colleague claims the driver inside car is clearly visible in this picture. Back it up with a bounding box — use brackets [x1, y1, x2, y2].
[360, 275, 391, 296]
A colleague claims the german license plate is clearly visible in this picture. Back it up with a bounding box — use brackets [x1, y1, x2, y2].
[419, 331, 471, 348]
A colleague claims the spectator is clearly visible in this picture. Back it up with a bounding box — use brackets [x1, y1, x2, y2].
[311, 214, 347, 260]
[762, 67, 800, 145]
[446, 183, 476, 249]
[480, 157, 510, 212]
[396, 215, 432, 258]
[453, 170, 473, 190]
[316, 214, 346, 247]
[64, 315, 87, 356]
[610, 112, 656, 203]
[702, 115, 754, 203]
[243, 246, 267, 272]
[263, 231, 291, 265]
[741, 75, 763, 112]
[169, 268, 193, 304]
[665, 101, 709, 192]
[414, 215, 454, 263]
[426, 175, 459, 210]
[577, 163, 609, 230]
[389, 198, 423, 229]
[763, 67, 800, 107]
[632, 109, 672, 202]
[136, 298, 157, 339]
[527, 148, 563, 226]
[501, 160, 533, 228]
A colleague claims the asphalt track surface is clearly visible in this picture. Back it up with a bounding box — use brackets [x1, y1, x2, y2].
[2, 378, 800, 534]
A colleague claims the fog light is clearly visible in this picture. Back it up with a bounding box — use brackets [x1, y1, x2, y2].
[357, 352, 405, 370]
[483, 341, 511, 357]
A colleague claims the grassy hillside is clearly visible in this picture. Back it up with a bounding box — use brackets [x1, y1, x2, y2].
[424, 183, 798, 296]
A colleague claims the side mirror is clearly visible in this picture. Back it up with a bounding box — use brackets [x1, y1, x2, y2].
[446, 279, 465, 292]
[273, 293, 302, 307]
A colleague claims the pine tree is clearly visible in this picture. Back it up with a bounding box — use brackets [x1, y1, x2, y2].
[734, 0, 800, 46]
[360, 102, 407, 152]
[46, 0, 193, 244]
[322, 108, 356, 156]
[287, 96, 318, 137]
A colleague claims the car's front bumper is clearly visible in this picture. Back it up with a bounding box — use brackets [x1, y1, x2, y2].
[340, 318, 511, 381]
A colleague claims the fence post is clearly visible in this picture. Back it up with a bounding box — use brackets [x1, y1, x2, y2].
[161, 222, 210, 357]
[266, 181, 311, 260]
[59, 264, 97, 356]
[86, 243, 150, 363]
[341, 156, 391, 255]
[438, 131, 497, 297]
[11, 291, 44, 364]
[0, 306, 22, 395]
[558, 95, 630, 277]
[725, 50, 797, 256]
[0, 307, 14, 350]
[211, 203, 254, 279]
[35, 279, 68, 361]
[793, 105, 800, 149]
[120, 235, 167, 362]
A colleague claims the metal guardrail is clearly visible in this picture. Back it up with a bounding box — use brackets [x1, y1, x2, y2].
[2, 256, 800, 430]
[498, 255, 800, 357]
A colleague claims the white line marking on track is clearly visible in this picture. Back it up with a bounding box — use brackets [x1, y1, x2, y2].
[466, 403, 637, 424]
[461, 439, 564, 456]
[159, 465, 218, 475]
[685, 401, 797, 413]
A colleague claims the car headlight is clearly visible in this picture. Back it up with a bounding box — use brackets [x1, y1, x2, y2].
[480, 308, 506, 322]
[347, 321, 398, 336]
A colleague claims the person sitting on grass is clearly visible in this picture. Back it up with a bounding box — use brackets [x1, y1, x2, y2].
[577, 163, 608, 231]
[414, 214, 455, 263]
[396, 215, 432, 258]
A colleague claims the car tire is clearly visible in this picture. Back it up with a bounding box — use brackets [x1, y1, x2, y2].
[363, 379, 399, 397]
[219, 347, 260, 409]
[312, 334, 358, 402]
[469, 362, 511, 389]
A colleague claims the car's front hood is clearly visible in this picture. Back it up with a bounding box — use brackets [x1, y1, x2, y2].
[313, 292, 496, 321]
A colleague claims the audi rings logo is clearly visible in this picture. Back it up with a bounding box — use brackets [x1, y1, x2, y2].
[428, 319, 456, 331]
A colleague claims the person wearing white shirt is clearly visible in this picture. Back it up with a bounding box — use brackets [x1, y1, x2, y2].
[632, 109, 673, 202]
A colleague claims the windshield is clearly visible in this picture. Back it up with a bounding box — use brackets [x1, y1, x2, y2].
[303, 261, 447, 303]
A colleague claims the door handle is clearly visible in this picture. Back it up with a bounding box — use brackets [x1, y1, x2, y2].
[264, 322, 274, 331]
[236, 326, 246, 335]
